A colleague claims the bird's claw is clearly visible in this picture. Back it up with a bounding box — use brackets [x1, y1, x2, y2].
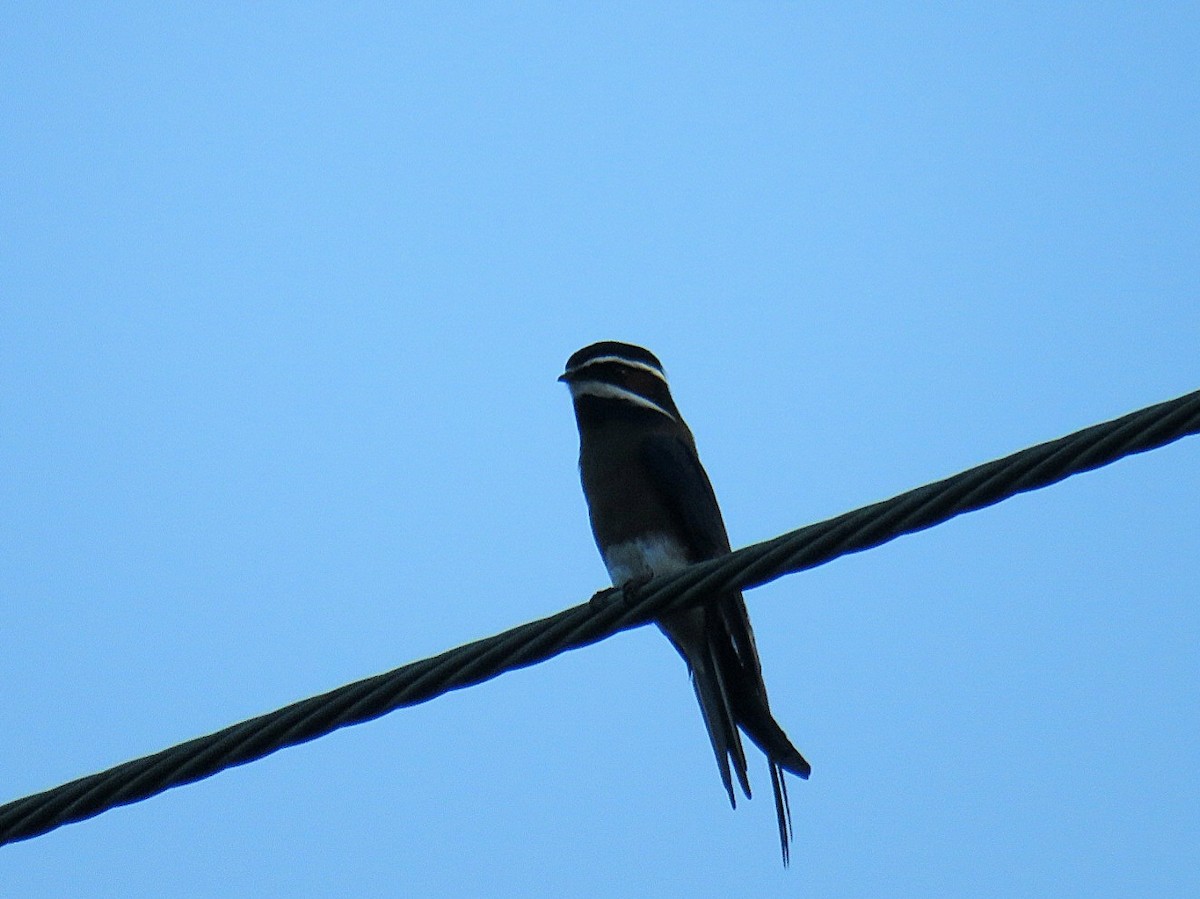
[588, 586, 622, 611]
[588, 573, 655, 612]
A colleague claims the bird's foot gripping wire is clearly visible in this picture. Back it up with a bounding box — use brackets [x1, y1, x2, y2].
[587, 573, 655, 612]
[587, 587, 621, 611]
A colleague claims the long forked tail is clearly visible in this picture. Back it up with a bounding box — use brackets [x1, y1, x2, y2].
[692, 618, 809, 865]
[663, 603, 809, 865]
[769, 761, 794, 866]
[720, 627, 810, 866]
[688, 639, 810, 865]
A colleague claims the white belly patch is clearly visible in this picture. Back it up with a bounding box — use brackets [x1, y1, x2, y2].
[602, 535, 690, 586]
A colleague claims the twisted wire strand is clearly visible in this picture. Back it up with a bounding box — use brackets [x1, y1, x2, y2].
[3, 388, 1197, 847]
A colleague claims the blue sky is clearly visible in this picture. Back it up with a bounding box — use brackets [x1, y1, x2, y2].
[2, 3, 1197, 896]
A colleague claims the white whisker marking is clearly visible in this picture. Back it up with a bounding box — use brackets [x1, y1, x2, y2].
[567, 381, 676, 420]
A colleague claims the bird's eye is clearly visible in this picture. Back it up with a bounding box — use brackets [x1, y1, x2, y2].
[626, 369, 659, 395]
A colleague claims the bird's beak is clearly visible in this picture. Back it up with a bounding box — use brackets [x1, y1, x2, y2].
[557, 371, 573, 384]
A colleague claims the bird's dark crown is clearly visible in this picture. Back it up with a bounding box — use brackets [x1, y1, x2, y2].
[563, 341, 665, 376]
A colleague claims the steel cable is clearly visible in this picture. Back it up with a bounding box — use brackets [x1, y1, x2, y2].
[2, 388, 1197, 847]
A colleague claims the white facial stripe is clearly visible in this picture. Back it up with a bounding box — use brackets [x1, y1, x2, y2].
[568, 380, 676, 420]
[566, 356, 668, 383]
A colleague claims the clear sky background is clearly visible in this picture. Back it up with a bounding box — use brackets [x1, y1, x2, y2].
[2, 4, 1198, 897]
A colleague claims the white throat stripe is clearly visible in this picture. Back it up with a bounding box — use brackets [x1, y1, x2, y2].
[569, 381, 676, 419]
[568, 356, 668, 383]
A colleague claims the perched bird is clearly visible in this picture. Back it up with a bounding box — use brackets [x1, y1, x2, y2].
[559, 340, 810, 864]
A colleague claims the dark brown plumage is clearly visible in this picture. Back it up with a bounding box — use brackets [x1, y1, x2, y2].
[561, 341, 809, 864]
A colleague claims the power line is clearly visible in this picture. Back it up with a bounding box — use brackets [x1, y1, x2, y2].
[2, 388, 1197, 847]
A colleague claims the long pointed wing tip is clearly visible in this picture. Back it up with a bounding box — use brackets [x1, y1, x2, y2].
[791, 750, 813, 780]
[781, 756, 811, 780]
